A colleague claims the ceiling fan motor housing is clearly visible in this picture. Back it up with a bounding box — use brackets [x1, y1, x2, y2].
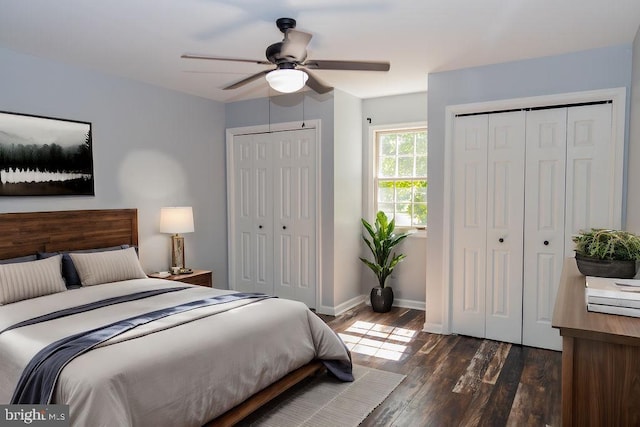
[266, 42, 284, 64]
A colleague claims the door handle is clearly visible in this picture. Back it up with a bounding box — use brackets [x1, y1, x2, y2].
[498, 237, 504, 243]
[544, 240, 549, 246]
[283, 226, 287, 230]
[258, 225, 263, 229]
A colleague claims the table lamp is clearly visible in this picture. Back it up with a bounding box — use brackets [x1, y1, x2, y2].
[160, 206, 194, 271]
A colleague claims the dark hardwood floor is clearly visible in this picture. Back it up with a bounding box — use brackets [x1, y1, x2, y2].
[318, 303, 562, 427]
[243, 303, 561, 426]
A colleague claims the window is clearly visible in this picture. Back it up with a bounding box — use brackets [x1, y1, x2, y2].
[374, 126, 427, 228]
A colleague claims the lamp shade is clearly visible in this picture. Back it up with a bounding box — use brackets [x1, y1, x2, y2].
[266, 68, 308, 93]
[160, 207, 194, 234]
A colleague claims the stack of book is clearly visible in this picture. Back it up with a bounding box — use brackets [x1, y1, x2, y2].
[585, 276, 640, 317]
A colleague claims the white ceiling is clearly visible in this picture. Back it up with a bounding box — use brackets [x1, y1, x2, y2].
[1, 0, 640, 103]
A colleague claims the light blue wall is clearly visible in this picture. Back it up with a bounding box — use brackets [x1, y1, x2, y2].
[333, 90, 363, 307]
[362, 92, 428, 306]
[426, 44, 634, 329]
[0, 47, 228, 285]
[627, 28, 640, 233]
[362, 92, 428, 127]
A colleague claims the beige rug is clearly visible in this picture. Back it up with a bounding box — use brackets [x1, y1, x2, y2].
[248, 364, 405, 427]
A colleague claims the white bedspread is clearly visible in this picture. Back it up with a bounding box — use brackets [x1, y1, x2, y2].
[0, 279, 350, 426]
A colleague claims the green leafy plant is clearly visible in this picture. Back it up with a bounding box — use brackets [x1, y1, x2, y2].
[360, 211, 410, 288]
[573, 228, 640, 261]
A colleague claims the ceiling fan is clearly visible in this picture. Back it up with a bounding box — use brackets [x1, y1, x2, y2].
[181, 17, 390, 94]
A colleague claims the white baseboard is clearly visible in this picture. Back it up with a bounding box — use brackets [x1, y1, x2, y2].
[394, 298, 426, 311]
[363, 296, 426, 311]
[316, 294, 366, 316]
[423, 322, 445, 334]
[318, 295, 426, 316]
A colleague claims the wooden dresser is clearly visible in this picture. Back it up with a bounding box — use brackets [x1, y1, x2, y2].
[552, 259, 640, 426]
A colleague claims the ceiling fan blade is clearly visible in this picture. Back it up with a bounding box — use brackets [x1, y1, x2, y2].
[303, 59, 390, 72]
[223, 70, 272, 90]
[304, 69, 333, 94]
[181, 53, 272, 66]
[281, 29, 312, 61]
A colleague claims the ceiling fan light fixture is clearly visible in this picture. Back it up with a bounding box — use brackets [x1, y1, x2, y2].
[266, 68, 308, 93]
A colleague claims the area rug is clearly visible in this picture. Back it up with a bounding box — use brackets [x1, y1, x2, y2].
[249, 364, 405, 427]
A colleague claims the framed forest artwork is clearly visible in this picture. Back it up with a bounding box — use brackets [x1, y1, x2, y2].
[0, 111, 94, 196]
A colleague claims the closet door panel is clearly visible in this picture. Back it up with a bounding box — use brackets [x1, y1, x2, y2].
[485, 111, 525, 344]
[292, 130, 316, 307]
[565, 103, 616, 254]
[233, 136, 256, 292]
[452, 115, 488, 338]
[273, 128, 317, 307]
[232, 134, 274, 293]
[523, 108, 566, 351]
[253, 136, 275, 294]
[275, 138, 294, 301]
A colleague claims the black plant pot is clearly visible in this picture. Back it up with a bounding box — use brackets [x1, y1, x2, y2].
[575, 253, 639, 279]
[370, 286, 394, 313]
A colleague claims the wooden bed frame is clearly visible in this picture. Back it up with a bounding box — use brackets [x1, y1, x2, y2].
[0, 208, 323, 426]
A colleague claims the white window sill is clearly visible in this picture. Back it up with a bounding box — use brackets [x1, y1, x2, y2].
[395, 228, 427, 238]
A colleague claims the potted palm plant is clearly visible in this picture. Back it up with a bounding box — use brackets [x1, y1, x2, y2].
[360, 211, 410, 312]
[573, 228, 640, 278]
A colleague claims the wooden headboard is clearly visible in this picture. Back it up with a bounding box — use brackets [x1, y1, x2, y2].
[0, 209, 138, 259]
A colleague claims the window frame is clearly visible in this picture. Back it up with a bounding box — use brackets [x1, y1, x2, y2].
[367, 122, 428, 234]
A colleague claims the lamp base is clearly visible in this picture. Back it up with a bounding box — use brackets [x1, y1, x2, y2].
[170, 234, 185, 269]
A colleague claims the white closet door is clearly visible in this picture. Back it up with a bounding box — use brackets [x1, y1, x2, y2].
[485, 111, 526, 344]
[452, 115, 489, 338]
[565, 103, 616, 254]
[523, 108, 567, 351]
[232, 133, 274, 294]
[273, 128, 317, 308]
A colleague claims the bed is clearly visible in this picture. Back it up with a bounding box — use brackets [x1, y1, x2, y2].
[0, 209, 352, 427]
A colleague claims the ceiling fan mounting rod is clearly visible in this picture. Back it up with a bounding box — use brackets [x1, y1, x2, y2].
[276, 18, 297, 33]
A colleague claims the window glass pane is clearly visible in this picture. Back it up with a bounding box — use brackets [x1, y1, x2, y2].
[416, 132, 427, 153]
[395, 204, 411, 226]
[412, 203, 428, 226]
[377, 181, 394, 203]
[413, 180, 427, 202]
[398, 134, 414, 155]
[379, 157, 396, 177]
[397, 157, 414, 177]
[379, 134, 396, 156]
[378, 204, 395, 221]
[374, 127, 427, 229]
[396, 180, 412, 202]
[415, 156, 427, 176]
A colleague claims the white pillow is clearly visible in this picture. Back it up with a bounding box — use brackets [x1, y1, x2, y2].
[69, 247, 146, 286]
[0, 255, 66, 305]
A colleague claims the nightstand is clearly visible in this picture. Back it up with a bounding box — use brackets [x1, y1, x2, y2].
[148, 269, 212, 287]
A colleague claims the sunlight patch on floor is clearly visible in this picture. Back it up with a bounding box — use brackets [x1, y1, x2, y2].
[339, 320, 417, 361]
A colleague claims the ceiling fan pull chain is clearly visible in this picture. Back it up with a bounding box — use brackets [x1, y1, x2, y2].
[268, 91, 272, 133]
[302, 92, 306, 128]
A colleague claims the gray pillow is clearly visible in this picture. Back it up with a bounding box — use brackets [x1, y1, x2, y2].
[38, 245, 131, 288]
[0, 255, 66, 305]
[69, 247, 146, 286]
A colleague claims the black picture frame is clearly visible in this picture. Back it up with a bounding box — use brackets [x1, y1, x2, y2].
[0, 111, 94, 196]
